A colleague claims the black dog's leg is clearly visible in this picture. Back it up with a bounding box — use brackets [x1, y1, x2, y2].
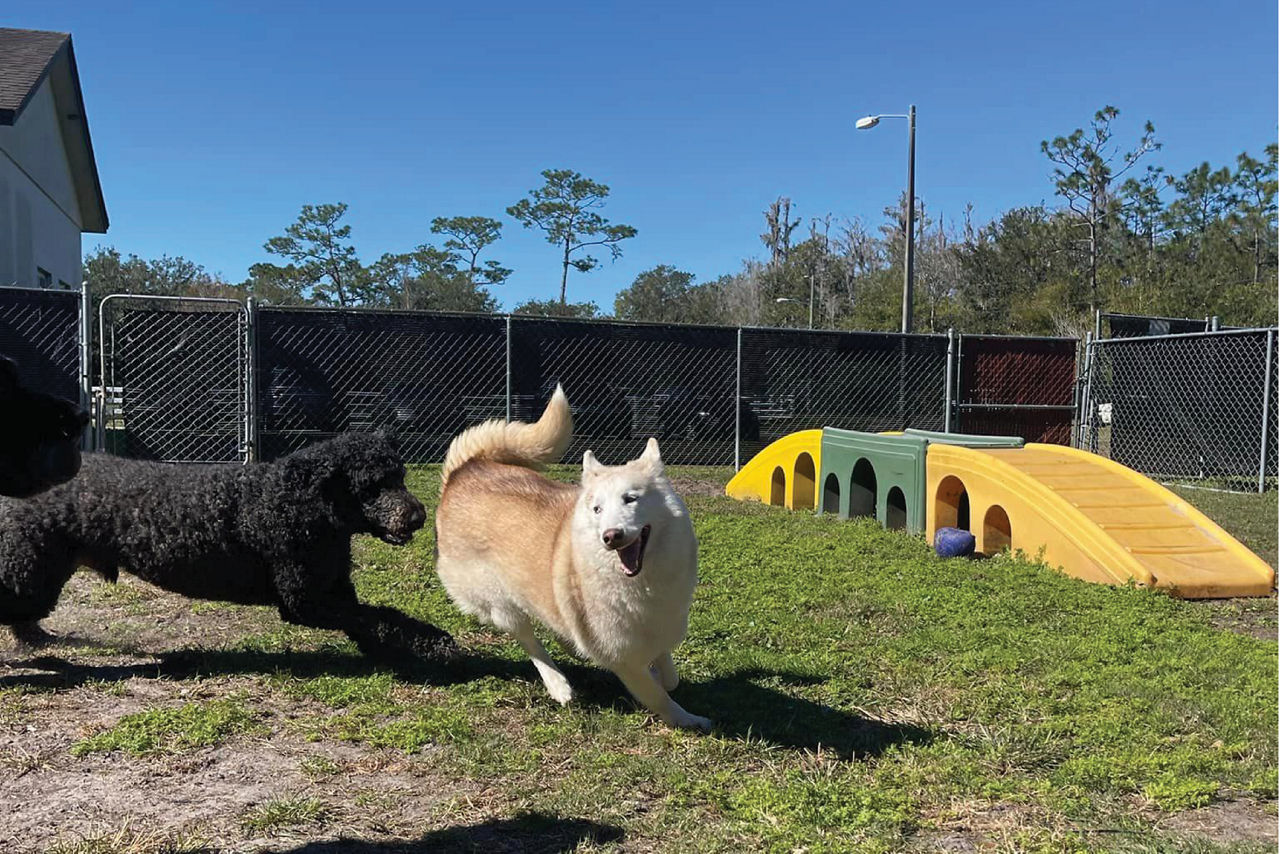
[9, 620, 57, 650]
[273, 567, 460, 668]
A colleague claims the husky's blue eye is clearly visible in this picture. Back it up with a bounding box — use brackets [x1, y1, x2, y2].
[622, 494, 637, 504]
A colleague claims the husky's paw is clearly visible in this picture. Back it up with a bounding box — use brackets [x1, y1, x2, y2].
[542, 673, 575, 705]
[670, 711, 712, 731]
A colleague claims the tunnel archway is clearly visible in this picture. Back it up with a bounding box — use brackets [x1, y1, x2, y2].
[849, 458, 877, 519]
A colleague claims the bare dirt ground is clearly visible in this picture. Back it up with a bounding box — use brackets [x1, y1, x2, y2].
[0, 575, 585, 854]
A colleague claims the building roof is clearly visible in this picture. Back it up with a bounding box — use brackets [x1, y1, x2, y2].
[0, 27, 108, 233]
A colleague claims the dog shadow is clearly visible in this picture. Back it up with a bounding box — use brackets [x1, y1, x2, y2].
[674, 668, 931, 758]
[172, 812, 623, 854]
[252, 812, 623, 853]
[4, 647, 929, 759]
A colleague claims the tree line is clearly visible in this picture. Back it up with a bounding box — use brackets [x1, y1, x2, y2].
[85, 106, 1277, 335]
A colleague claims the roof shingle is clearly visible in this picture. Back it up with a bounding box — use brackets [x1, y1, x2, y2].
[0, 27, 70, 121]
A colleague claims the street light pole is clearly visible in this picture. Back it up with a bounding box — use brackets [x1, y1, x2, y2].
[902, 104, 916, 334]
[807, 274, 815, 330]
[856, 105, 918, 334]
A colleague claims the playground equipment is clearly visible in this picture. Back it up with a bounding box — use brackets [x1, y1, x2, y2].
[726, 429, 1276, 598]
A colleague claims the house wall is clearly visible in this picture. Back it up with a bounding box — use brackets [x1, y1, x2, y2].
[0, 79, 83, 290]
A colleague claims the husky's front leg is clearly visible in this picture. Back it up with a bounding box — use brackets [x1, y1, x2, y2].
[615, 663, 710, 730]
[505, 615, 574, 705]
[650, 651, 680, 691]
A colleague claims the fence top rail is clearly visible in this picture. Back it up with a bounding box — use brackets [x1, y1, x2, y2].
[958, 332, 1080, 344]
[99, 293, 247, 309]
[1094, 326, 1279, 346]
[738, 324, 949, 340]
[0, 283, 81, 297]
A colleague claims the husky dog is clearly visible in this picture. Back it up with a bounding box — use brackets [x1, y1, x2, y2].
[435, 387, 709, 730]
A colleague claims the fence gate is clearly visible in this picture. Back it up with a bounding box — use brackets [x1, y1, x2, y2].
[98, 295, 249, 463]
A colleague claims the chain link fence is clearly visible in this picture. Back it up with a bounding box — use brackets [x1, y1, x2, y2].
[739, 329, 950, 461]
[1080, 328, 1278, 491]
[97, 295, 248, 462]
[0, 284, 86, 409]
[0, 287, 1089, 468]
[255, 307, 507, 462]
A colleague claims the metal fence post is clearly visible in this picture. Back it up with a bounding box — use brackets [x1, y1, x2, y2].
[943, 328, 954, 433]
[244, 297, 257, 462]
[78, 280, 92, 450]
[505, 314, 512, 423]
[734, 327, 743, 471]
[1259, 328, 1274, 493]
[1074, 332, 1091, 448]
[1081, 334, 1096, 453]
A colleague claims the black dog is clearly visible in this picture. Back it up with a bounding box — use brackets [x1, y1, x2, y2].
[0, 432, 459, 666]
[0, 355, 88, 497]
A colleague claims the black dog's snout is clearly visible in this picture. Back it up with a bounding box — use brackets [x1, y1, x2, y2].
[407, 495, 427, 527]
[602, 528, 624, 548]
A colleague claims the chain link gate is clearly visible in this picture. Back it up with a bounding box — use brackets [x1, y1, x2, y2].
[1080, 327, 1279, 492]
[97, 295, 250, 463]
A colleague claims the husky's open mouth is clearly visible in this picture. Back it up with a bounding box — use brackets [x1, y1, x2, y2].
[617, 525, 651, 577]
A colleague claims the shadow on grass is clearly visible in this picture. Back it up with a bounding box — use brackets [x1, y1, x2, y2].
[4, 649, 929, 759]
[266, 812, 623, 853]
[677, 668, 931, 758]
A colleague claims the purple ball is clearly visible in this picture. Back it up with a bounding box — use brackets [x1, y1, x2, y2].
[935, 526, 976, 558]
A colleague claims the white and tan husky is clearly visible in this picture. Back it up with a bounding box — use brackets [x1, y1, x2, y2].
[434, 386, 709, 730]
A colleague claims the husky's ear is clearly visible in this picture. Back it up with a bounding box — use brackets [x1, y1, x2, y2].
[639, 437, 664, 473]
[582, 449, 603, 478]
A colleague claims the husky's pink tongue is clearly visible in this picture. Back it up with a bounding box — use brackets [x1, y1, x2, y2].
[617, 525, 651, 577]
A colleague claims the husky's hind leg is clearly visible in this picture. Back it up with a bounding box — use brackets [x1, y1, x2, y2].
[496, 610, 574, 705]
[650, 651, 680, 692]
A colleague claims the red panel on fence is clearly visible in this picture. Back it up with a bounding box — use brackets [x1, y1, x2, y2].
[958, 336, 1077, 444]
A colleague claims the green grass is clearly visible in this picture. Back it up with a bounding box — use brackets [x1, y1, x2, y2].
[1168, 484, 1278, 567]
[62, 464, 1273, 851]
[305, 465, 1280, 851]
[240, 796, 331, 834]
[71, 697, 261, 757]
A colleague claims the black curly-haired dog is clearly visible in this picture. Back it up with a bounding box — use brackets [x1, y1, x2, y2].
[0, 355, 88, 498]
[0, 432, 460, 666]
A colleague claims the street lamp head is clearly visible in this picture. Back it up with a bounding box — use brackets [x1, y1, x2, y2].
[855, 115, 880, 130]
[775, 297, 796, 304]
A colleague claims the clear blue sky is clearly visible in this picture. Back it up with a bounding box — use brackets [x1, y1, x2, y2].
[10, 1, 1278, 309]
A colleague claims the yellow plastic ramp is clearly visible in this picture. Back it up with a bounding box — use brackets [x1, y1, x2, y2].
[925, 443, 1275, 598]
[726, 430, 822, 511]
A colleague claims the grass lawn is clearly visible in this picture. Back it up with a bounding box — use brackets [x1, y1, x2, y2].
[5, 466, 1276, 853]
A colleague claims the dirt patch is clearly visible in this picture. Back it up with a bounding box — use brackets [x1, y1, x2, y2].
[1156, 799, 1277, 844]
[4, 573, 282, 664]
[1196, 595, 1278, 641]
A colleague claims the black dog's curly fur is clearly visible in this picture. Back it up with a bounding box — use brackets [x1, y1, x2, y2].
[0, 433, 459, 667]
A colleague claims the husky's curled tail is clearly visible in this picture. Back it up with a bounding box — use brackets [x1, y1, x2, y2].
[441, 385, 573, 487]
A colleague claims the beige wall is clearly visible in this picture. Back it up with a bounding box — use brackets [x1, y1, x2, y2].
[0, 79, 83, 289]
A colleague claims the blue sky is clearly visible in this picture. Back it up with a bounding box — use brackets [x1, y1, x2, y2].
[10, 1, 1278, 309]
